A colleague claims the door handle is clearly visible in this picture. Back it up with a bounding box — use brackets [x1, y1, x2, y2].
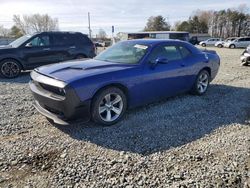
[43, 48, 50, 51]
[69, 46, 76, 49]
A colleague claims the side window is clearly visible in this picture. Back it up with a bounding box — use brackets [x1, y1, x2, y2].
[238, 38, 245, 42]
[163, 46, 182, 61]
[30, 35, 50, 46]
[53, 34, 72, 46]
[179, 46, 192, 58]
[148, 45, 182, 62]
[245, 38, 250, 41]
[79, 34, 92, 44]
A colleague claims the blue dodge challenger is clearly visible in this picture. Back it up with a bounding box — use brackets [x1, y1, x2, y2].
[30, 39, 220, 125]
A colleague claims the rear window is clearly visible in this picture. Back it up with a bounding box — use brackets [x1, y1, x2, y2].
[78, 34, 92, 44]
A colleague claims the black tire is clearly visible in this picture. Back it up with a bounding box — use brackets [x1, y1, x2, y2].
[229, 44, 236, 49]
[0, 59, 22, 78]
[201, 43, 206, 47]
[91, 87, 127, 126]
[191, 70, 210, 95]
[218, 44, 223, 48]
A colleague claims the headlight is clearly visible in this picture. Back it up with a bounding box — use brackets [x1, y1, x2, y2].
[31, 71, 67, 88]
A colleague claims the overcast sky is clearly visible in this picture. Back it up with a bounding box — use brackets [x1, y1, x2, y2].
[0, 0, 249, 36]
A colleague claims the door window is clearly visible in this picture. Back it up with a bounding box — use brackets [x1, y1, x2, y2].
[179, 46, 192, 58]
[238, 38, 245, 42]
[30, 35, 50, 46]
[148, 45, 182, 63]
[53, 34, 73, 46]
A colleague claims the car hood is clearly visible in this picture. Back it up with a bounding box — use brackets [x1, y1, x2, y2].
[0, 45, 13, 49]
[35, 59, 136, 83]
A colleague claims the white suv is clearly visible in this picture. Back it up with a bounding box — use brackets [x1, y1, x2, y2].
[224, 37, 250, 48]
[199, 38, 222, 47]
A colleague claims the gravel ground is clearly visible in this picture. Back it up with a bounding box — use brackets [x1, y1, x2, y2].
[0, 47, 249, 188]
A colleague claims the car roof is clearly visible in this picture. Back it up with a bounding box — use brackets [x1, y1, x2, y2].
[124, 39, 188, 45]
[34, 31, 87, 36]
[122, 39, 202, 54]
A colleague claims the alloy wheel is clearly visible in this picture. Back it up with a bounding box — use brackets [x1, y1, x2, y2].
[197, 73, 209, 93]
[98, 93, 123, 122]
[1, 61, 20, 78]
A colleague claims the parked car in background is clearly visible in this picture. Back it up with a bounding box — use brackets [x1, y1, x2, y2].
[94, 41, 105, 47]
[189, 34, 211, 45]
[215, 37, 238, 48]
[199, 38, 222, 47]
[240, 45, 250, 66]
[0, 31, 96, 78]
[224, 37, 250, 49]
[30, 39, 220, 125]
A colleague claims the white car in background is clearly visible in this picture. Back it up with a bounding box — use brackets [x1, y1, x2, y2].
[240, 45, 250, 66]
[224, 37, 250, 48]
[215, 37, 238, 48]
[199, 38, 222, 47]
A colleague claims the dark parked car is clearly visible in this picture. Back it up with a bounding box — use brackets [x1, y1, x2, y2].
[30, 39, 220, 126]
[0, 31, 96, 78]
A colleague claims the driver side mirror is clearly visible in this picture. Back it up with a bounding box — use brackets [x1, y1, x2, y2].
[150, 57, 169, 69]
[155, 57, 169, 64]
[25, 42, 33, 48]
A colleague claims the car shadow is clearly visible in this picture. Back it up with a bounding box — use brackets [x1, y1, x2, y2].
[0, 71, 31, 84]
[54, 84, 250, 155]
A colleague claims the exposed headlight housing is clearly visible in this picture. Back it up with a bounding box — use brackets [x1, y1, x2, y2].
[31, 70, 67, 89]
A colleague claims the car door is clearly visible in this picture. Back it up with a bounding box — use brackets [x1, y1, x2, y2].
[244, 38, 250, 48]
[141, 44, 189, 103]
[237, 38, 245, 48]
[21, 34, 57, 68]
[206, 39, 213, 45]
[51, 33, 75, 62]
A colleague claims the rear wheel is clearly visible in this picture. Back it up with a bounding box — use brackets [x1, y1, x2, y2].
[191, 70, 210, 95]
[0, 59, 21, 78]
[218, 44, 223, 48]
[91, 87, 127, 125]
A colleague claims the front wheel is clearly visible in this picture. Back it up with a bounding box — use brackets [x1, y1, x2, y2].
[0, 59, 21, 78]
[229, 44, 236, 49]
[191, 70, 210, 95]
[201, 43, 206, 47]
[91, 87, 127, 126]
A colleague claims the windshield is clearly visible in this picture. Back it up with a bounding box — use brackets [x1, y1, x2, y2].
[10, 35, 32, 47]
[94, 41, 149, 64]
[226, 38, 236, 42]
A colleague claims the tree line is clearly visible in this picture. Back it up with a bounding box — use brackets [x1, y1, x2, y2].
[144, 4, 250, 38]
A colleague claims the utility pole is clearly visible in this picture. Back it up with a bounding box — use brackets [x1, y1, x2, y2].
[88, 12, 91, 39]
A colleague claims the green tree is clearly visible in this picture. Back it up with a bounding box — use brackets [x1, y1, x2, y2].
[144, 15, 171, 31]
[176, 21, 190, 32]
